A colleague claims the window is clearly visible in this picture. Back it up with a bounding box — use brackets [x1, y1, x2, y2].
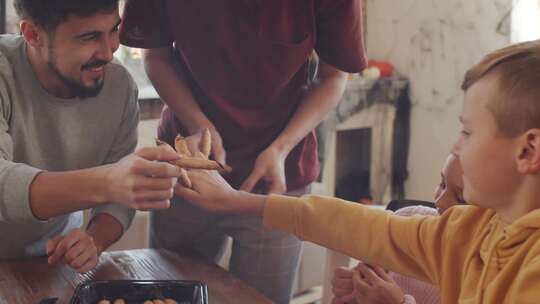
[511, 0, 540, 42]
[115, 46, 158, 99]
[0, 0, 4, 33]
[115, 0, 158, 99]
[3, 0, 18, 34]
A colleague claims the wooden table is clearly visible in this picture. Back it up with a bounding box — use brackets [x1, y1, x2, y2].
[0, 249, 272, 304]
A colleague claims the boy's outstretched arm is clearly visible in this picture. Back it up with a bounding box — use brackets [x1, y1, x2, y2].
[175, 170, 449, 286]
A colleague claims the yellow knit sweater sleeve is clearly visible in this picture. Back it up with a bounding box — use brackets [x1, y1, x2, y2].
[263, 194, 463, 285]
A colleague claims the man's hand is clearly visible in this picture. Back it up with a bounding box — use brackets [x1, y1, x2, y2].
[240, 146, 287, 194]
[185, 128, 226, 164]
[46, 228, 99, 273]
[103, 147, 182, 211]
[351, 263, 405, 304]
[174, 169, 265, 215]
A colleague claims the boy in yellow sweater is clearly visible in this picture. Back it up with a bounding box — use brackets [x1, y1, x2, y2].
[175, 41, 540, 303]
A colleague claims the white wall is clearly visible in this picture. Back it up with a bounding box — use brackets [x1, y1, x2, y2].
[365, 0, 512, 200]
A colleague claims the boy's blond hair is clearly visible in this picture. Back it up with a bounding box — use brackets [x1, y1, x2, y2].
[462, 40, 540, 137]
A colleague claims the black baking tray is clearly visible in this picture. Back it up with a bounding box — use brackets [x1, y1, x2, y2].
[69, 280, 208, 304]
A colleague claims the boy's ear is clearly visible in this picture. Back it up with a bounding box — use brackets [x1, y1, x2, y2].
[516, 129, 540, 174]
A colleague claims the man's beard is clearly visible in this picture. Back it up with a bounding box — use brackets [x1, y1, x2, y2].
[47, 49, 106, 99]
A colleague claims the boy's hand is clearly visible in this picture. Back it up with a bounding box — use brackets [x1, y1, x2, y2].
[46, 228, 99, 273]
[104, 147, 182, 211]
[174, 169, 265, 215]
[174, 169, 236, 212]
[352, 263, 405, 304]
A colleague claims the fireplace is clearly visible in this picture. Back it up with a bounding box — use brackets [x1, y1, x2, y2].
[322, 102, 396, 204]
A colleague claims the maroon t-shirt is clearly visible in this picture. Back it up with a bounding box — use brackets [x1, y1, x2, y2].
[120, 0, 367, 191]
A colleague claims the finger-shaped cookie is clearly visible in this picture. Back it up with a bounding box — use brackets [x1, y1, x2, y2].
[174, 135, 192, 157]
[200, 128, 211, 158]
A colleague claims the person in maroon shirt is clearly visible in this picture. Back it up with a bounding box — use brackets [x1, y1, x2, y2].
[120, 1, 367, 302]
